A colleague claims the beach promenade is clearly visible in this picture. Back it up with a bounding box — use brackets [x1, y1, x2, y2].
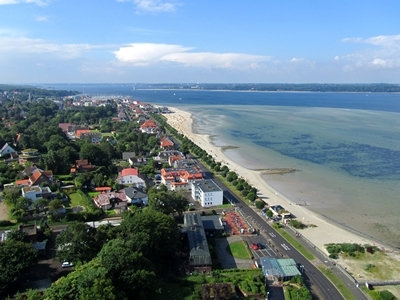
[163, 106, 387, 255]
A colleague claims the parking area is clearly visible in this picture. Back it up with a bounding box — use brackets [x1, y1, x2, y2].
[243, 235, 277, 260]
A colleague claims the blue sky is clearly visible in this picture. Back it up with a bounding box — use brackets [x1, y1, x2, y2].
[1, 0, 400, 83]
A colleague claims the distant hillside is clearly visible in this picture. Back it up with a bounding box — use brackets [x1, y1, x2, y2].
[0, 84, 79, 97]
[135, 83, 400, 93]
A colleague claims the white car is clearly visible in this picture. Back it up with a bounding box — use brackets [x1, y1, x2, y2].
[61, 261, 74, 268]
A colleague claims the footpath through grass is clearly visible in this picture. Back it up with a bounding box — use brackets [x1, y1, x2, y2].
[226, 241, 251, 259]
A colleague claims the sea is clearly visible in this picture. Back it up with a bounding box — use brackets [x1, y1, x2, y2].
[48, 84, 400, 248]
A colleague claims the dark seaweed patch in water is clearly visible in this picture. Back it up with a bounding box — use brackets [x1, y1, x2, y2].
[254, 139, 400, 179]
[230, 130, 263, 140]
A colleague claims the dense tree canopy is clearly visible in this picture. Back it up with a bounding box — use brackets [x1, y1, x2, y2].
[0, 240, 38, 293]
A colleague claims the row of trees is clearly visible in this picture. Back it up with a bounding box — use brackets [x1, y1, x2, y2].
[152, 113, 258, 202]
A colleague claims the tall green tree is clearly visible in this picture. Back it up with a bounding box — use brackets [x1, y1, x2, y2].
[0, 240, 38, 293]
[56, 223, 99, 264]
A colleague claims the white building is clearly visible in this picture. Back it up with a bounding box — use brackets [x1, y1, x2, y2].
[191, 179, 223, 208]
[21, 185, 52, 202]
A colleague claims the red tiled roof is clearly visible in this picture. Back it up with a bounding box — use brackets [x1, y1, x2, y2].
[76, 129, 91, 137]
[121, 168, 138, 177]
[15, 179, 30, 186]
[29, 169, 42, 183]
[95, 187, 112, 191]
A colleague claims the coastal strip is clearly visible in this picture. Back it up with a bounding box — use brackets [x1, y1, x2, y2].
[163, 106, 381, 255]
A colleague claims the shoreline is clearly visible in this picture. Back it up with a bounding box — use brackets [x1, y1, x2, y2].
[163, 106, 398, 255]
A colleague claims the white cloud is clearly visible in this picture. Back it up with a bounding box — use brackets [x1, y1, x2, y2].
[114, 43, 270, 69]
[116, 0, 177, 12]
[0, 36, 109, 59]
[339, 34, 400, 70]
[0, 0, 50, 5]
[35, 16, 49, 22]
[290, 57, 304, 63]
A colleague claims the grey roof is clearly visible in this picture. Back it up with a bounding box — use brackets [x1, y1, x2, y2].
[195, 179, 222, 193]
[201, 215, 225, 231]
[260, 257, 301, 278]
[123, 186, 147, 200]
[184, 213, 212, 266]
[122, 152, 136, 160]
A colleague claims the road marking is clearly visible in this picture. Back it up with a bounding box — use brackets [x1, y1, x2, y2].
[281, 243, 290, 250]
[269, 232, 276, 237]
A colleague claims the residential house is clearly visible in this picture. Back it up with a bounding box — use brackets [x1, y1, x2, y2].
[0, 143, 16, 157]
[160, 136, 174, 150]
[79, 131, 102, 143]
[140, 120, 158, 134]
[22, 185, 52, 202]
[117, 168, 145, 188]
[19, 148, 40, 164]
[121, 152, 136, 161]
[191, 179, 223, 208]
[161, 167, 203, 191]
[93, 191, 128, 210]
[173, 158, 198, 169]
[19, 224, 38, 243]
[75, 129, 91, 139]
[128, 156, 147, 166]
[168, 154, 183, 166]
[15, 168, 53, 187]
[123, 186, 148, 206]
[155, 150, 184, 163]
[70, 159, 95, 174]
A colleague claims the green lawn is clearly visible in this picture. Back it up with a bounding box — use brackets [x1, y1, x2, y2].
[68, 192, 88, 207]
[226, 241, 251, 259]
[318, 266, 358, 300]
[87, 192, 100, 198]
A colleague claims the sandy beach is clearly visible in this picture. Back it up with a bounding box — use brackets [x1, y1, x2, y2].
[163, 106, 390, 255]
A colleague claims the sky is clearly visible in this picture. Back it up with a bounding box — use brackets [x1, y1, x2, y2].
[1, 0, 400, 84]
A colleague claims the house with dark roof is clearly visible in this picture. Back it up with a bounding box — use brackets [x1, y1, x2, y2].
[123, 186, 148, 206]
[121, 152, 136, 161]
[191, 179, 223, 208]
[0, 143, 16, 157]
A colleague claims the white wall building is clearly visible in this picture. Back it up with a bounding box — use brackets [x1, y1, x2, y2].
[191, 179, 223, 208]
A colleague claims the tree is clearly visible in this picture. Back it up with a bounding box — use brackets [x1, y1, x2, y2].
[56, 223, 99, 264]
[2, 186, 21, 206]
[120, 210, 179, 273]
[0, 240, 38, 293]
[49, 199, 64, 211]
[4, 229, 28, 243]
[98, 239, 158, 299]
[44, 260, 121, 300]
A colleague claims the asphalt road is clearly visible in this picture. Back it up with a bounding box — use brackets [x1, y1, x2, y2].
[200, 166, 345, 300]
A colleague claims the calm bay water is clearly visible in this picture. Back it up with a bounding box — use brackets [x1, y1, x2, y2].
[50, 84, 400, 247]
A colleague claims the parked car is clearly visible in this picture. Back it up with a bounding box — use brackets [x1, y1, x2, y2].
[257, 243, 265, 249]
[251, 243, 259, 250]
[61, 261, 74, 268]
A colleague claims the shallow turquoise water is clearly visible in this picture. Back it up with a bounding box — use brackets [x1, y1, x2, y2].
[187, 105, 400, 247]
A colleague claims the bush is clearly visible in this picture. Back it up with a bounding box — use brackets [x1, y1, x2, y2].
[0, 220, 14, 227]
[290, 219, 306, 229]
[255, 201, 265, 209]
